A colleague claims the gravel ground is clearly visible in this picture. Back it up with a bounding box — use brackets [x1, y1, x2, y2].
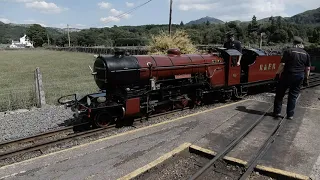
[0, 105, 73, 143]
[132, 151, 273, 180]
[0, 84, 318, 144]
[244, 85, 320, 109]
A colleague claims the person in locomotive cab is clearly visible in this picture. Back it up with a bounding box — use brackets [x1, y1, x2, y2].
[223, 32, 242, 66]
[273, 36, 311, 120]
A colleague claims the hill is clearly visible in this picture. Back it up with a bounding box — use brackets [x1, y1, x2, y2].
[288, 7, 320, 25]
[0, 22, 81, 44]
[256, 7, 320, 25]
[0, 23, 27, 44]
[186, 16, 224, 25]
[188, 7, 320, 25]
[257, 16, 290, 23]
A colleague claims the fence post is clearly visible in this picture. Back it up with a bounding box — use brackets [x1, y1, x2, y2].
[34, 67, 46, 108]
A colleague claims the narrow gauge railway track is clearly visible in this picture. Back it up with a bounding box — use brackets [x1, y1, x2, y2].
[1, 74, 319, 168]
[188, 88, 310, 179]
[0, 124, 83, 155]
[188, 103, 276, 180]
[0, 107, 196, 167]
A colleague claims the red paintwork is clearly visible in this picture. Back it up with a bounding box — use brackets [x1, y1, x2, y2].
[185, 54, 206, 73]
[135, 50, 281, 89]
[135, 54, 224, 84]
[248, 55, 281, 82]
[228, 56, 241, 86]
[206, 65, 225, 87]
[169, 55, 193, 75]
[137, 56, 158, 79]
[167, 48, 181, 56]
[125, 98, 140, 116]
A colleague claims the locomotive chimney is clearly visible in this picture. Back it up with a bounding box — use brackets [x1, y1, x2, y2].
[167, 48, 181, 56]
[114, 48, 126, 58]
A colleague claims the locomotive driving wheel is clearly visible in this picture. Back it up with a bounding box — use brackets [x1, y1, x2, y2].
[94, 111, 113, 128]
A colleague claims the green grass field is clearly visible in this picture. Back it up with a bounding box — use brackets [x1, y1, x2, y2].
[0, 49, 98, 111]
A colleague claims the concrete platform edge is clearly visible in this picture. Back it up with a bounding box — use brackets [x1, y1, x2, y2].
[189, 145, 310, 180]
[0, 99, 248, 171]
[117, 142, 192, 180]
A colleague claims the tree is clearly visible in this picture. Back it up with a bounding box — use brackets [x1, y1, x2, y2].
[206, 20, 210, 26]
[180, 21, 184, 26]
[26, 24, 47, 47]
[270, 29, 288, 43]
[250, 15, 258, 31]
[55, 35, 68, 47]
[276, 16, 282, 28]
[310, 29, 320, 43]
[268, 16, 276, 33]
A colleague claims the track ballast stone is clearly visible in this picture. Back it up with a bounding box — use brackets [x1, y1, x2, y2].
[132, 151, 273, 180]
[0, 105, 73, 143]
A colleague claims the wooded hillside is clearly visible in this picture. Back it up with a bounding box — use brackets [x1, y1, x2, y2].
[1, 7, 319, 48]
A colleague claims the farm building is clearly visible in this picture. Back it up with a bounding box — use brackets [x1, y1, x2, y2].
[10, 34, 34, 48]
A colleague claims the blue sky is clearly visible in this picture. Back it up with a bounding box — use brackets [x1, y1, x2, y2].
[0, 0, 319, 29]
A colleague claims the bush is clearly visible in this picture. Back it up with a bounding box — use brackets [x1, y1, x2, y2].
[148, 30, 197, 55]
[114, 38, 149, 46]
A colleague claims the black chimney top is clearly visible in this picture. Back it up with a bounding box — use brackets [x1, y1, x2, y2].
[114, 48, 125, 57]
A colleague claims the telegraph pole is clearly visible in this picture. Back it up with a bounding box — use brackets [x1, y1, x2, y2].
[169, 0, 173, 36]
[67, 24, 71, 47]
[260, 32, 265, 49]
[47, 33, 50, 46]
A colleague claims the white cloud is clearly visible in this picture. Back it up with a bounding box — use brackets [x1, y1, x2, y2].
[0, 18, 11, 23]
[23, 19, 47, 26]
[24, 19, 37, 23]
[2, 0, 36, 2]
[178, 3, 215, 11]
[99, 8, 131, 23]
[25, 1, 67, 14]
[50, 23, 87, 29]
[98, 2, 111, 9]
[100, 10, 131, 23]
[126, 2, 134, 7]
[17, 0, 35, 2]
[74, 24, 87, 29]
[174, 0, 320, 21]
[110, 8, 122, 16]
[110, 9, 131, 18]
[100, 16, 120, 23]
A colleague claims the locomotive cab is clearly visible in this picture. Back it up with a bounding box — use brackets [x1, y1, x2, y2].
[240, 48, 266, 83]
[216, 48, 242, 86]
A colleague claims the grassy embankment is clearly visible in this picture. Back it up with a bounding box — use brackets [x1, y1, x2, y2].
[0, 49, 97, 111]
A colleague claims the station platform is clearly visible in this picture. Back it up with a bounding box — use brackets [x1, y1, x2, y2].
[0, 98, 319, 180]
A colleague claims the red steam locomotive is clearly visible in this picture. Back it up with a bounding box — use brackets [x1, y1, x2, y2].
[58, 48, 281, 128]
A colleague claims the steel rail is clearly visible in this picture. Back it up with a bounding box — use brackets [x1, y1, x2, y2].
[238, 114, 288, 179]
[238, 93, 302, 179]
[188, 105, 274, 180]
[188, 82, 316, 180]
[0, 107, 193, 164]
[0, 123, 88, 148]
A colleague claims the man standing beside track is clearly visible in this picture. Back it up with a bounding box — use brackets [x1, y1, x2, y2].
[223, 32, 242, 66]
[273, 36, 311, 120]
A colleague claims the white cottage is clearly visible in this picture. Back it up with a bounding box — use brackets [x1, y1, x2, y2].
[10, 34, 34, 48]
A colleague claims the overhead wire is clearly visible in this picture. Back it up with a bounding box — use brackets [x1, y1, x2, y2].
[100, 0, 154, 24]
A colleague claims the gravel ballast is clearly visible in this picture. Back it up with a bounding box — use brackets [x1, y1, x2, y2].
[0, 105, 73, 143]
[132, 151, 273, 180]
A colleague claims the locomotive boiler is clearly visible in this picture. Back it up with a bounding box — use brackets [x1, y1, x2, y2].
[58, 48, 281, 128]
